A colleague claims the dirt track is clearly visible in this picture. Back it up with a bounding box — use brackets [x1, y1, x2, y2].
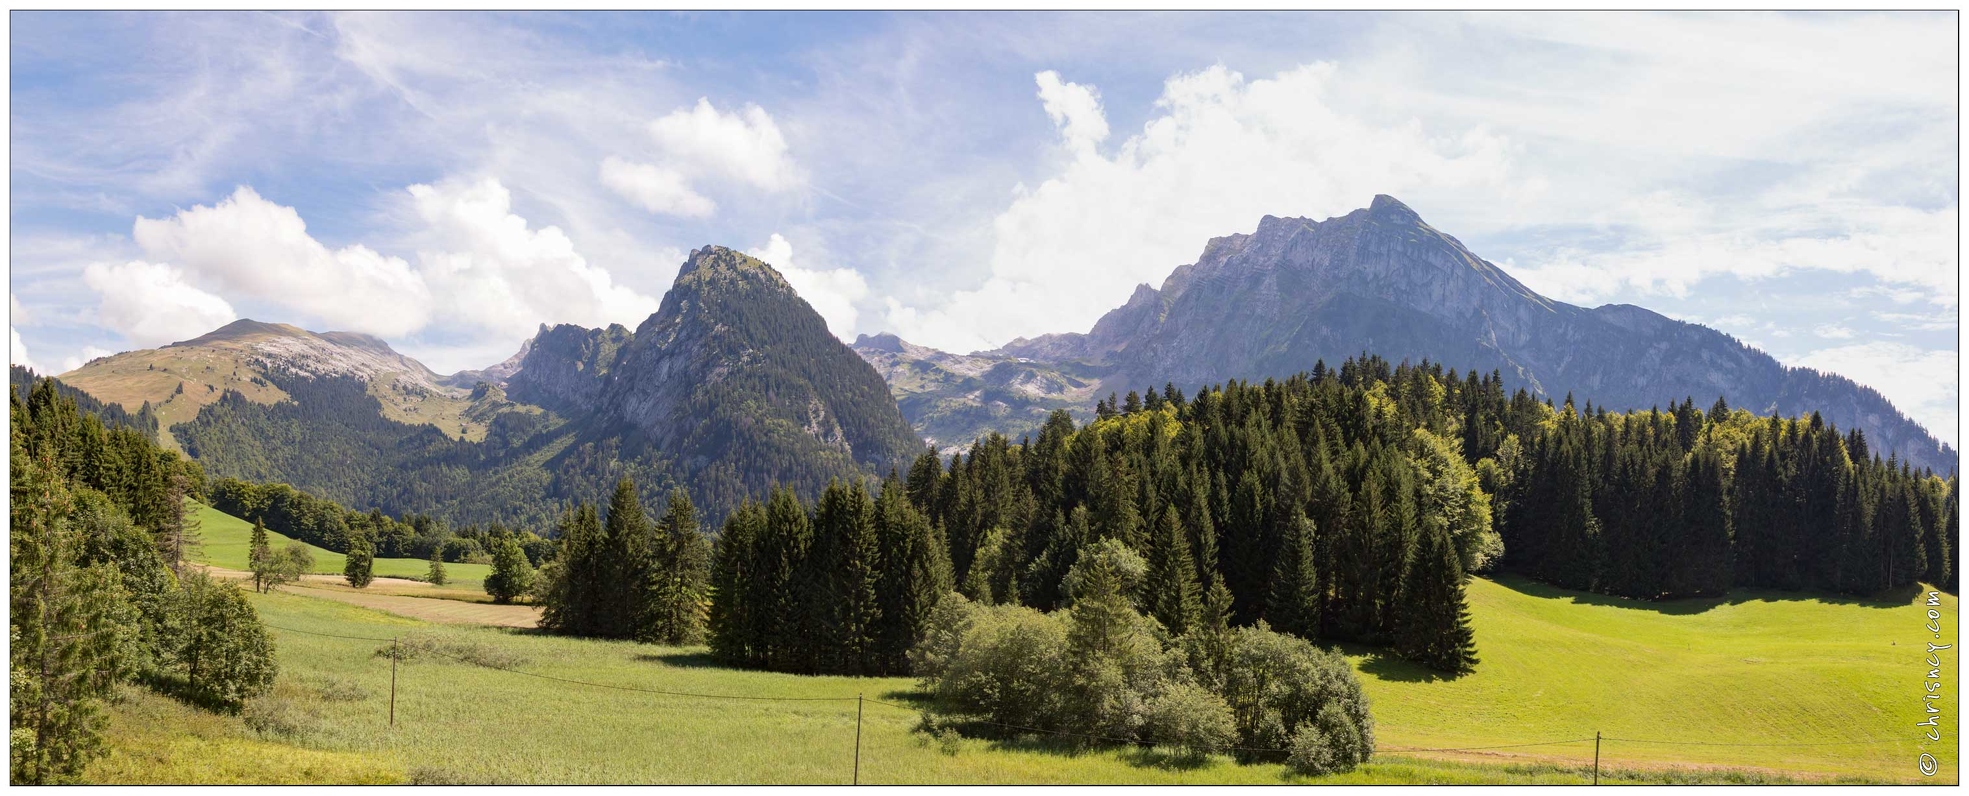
[204, 566, 541, 629]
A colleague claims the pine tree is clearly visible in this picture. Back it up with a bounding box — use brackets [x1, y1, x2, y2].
[1144, 506, 1202, 635]
[641, 489, 711, 645]
[247, 519, 273, 594]
[1393, 522, 1478, 673]
[1266, 514, 1320, 639]
[342, 532, 374, 589]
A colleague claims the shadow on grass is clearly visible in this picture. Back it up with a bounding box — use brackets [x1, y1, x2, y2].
[632, 651, 726, 669]
[1487, 573, 1926, 616]
[1349, 648, 1464, 684]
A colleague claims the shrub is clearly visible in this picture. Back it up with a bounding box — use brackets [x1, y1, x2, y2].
[1143, 681, 1237, 760]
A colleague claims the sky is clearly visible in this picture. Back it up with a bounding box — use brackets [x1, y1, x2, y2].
[8, 11, 1959, 446]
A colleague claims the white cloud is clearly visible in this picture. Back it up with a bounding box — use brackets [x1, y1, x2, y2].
[1509, 200, 1957, 309]
[1813, 324, 1856, 340]
[1035, 71, 1109, 155]
[886, 63, 1519, 352]
[746, 233, 868, 341]
[11, 327, 34, 371]
[408, 177, 662, 343]
[1798, 342, 1957, 448]
[60, 346, 114, 374]
[647, 98, 799, 192]
[79, 260, 237, 349]
[598, 157, 715, 218]
[604, 98, 800, 217]
[131, 186, 431, 336]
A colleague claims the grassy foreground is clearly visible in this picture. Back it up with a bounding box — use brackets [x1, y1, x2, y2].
[87, 574, 1955, 783]
[192, 502, 492, 588]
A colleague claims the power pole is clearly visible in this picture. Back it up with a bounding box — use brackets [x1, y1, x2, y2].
[1592, 731, 1601, 785]
[390, 637, 399, 728]
[853, 694, 864, 785]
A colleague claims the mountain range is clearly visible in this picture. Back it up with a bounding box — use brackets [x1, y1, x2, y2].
[51, 196, 1955, 526]
[854, 195, 1955, 474]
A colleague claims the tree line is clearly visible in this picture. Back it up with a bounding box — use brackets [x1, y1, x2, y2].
[11, 377, 276, 784]
[1500, 396, 1956, 599]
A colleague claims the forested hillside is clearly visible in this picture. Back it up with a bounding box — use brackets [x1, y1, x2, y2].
[11, 378, 277, 783]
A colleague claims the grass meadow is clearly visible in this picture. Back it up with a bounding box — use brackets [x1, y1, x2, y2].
[192, 502, 492, 589]
[84, 568, 1955, 784]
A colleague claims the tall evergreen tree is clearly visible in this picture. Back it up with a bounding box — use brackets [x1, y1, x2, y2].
[642, 489, 711, 645]
[539, 503, 605, 636]
[708, 500, 762, 665]
[1144, 506, 1203, 635]
[1266, 514, 1320, 639]
[874, 481, 952, 674]
[598, 478, 653, 639]
[247, 519, 273, 594]
[1393, 522, 1478, 673]
[806, 481, 883, 674]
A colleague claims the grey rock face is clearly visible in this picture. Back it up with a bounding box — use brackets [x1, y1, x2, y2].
[883, 195, 1956, 473]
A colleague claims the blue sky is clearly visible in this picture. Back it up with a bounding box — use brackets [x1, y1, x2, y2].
[9, 11, 1958, 445]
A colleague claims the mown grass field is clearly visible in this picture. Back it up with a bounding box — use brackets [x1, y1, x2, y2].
[192, 502, 491, 588]
[87, 569, 1955, 784]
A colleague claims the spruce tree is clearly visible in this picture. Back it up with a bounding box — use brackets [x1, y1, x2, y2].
[1266, 514, 1320, 639]
[1144, 506, 1202, 635]
[708, 501, 762, 665]
[247, 519, 273, 594]
[540, 503, 605, 636]
[756, 487, 813, 672]
[642, 489, 711, 645]
[874, 481, 951, 674]
[1393, 522, 1478, 673]
[802, 481, 883, 674]
[427, 544, 448, 587]
[599, 479, 653, 639]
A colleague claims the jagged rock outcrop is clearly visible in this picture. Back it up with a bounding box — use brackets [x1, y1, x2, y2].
[853, 332, 1100, 450]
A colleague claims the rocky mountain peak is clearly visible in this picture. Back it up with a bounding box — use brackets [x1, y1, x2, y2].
[1367, 193, 1424, 226]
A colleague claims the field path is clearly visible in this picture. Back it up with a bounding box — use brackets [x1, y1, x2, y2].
[280, 584, 542, 628]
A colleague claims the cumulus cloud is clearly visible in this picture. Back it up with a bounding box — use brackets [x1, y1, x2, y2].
[1035, 71, 1109, 155]
[80, 260, 238, 348]
[603, 98, 800, 217]
[132, 186, 431, 336]
[885, 64, 1519, 352]
[11, 327, 33, 371]
[409, 177, 661, 341]
[746, 233, 868, 341]
[598, 157, 715, 218]
[60, 346, 114, 374]
[1798, 342, 1958, 448]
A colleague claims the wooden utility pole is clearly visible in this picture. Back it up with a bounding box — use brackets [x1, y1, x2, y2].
[1592, 731, 1601, 785]
[390, 637, 399, 728]
[853, 694, 864, 785]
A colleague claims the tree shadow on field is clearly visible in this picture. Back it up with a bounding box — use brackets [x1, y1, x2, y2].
[634, 651, 725, 669]
[1487, 573, 1926, 616]
[1349, 647, 1464, 684]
